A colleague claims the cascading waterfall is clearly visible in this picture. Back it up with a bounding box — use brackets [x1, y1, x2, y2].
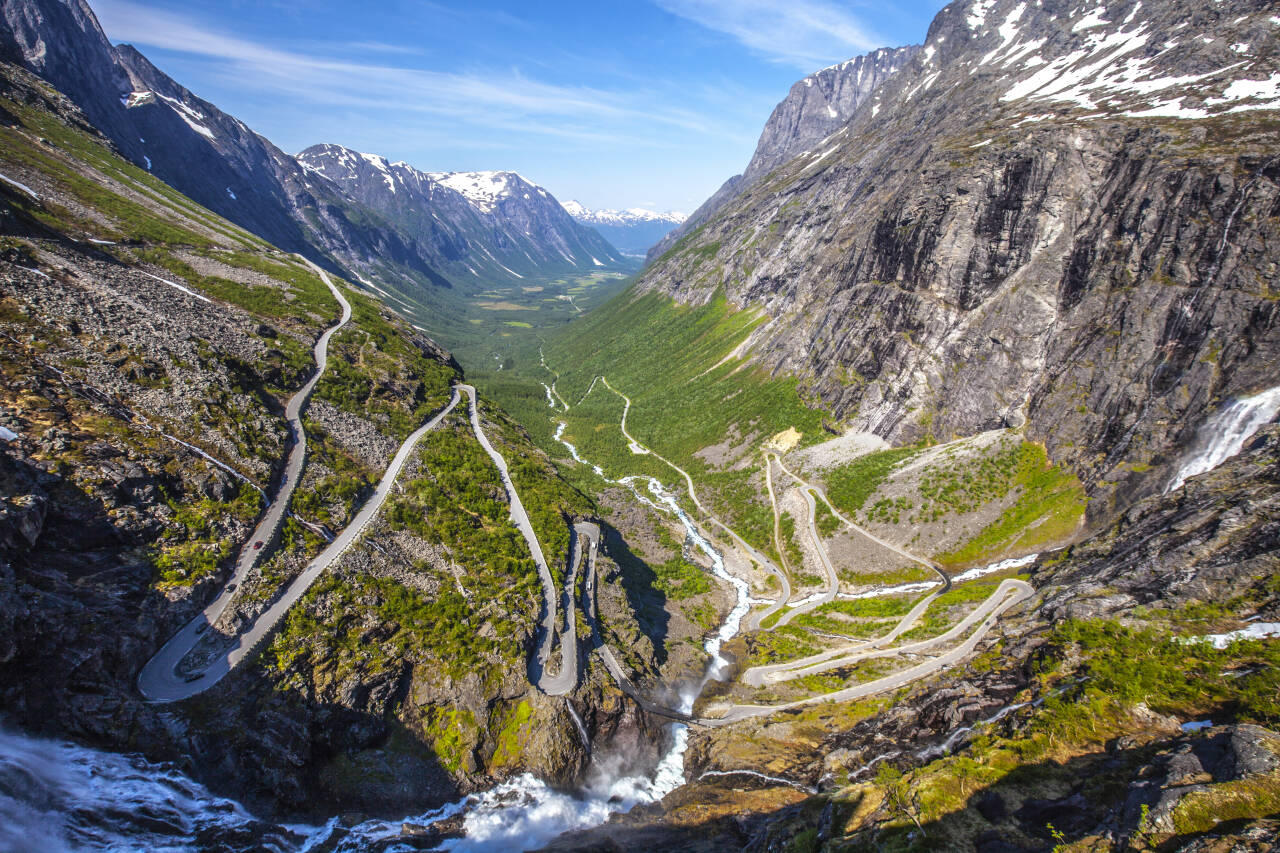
[565, 703, 591, 753]
[1, 390, 759, 852]
[0, 726, 307, 853]
[1166, 386, 1280, 493]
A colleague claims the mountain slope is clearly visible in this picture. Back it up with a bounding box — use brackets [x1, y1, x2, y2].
[298, 144, 627, 280]
[561, 200, 686, 255]
[0, 53, 639, 819]
[528, 1, 1280, 848]
[631, 0, 1280, 518]
[648, 44, 918, 263]
[0, 0, 634, 342]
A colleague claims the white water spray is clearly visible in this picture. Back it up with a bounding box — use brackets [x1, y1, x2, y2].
[0, 726, 305, 852]
[1167, 386, 1280, 493]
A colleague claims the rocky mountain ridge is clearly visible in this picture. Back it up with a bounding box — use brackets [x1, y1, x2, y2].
[0, 0, 632, 304]
[648, 44, 918, 263]
[637, 0, 1280, 519]
[561, 199, 686, 255]
[296, 144, 625, 281]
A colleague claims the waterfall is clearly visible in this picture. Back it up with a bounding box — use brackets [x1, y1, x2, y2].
[1167, 386, 1280, 493]
[0, 725, 306, 852]
[565, 703, 591, 753]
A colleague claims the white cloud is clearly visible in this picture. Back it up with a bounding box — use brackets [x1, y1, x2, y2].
[653, 0, 883, 68]
[91, 0, 718, 141]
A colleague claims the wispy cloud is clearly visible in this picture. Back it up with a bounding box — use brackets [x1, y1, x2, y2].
[653, 0, 883, 69]
[91, 0, 726, 145]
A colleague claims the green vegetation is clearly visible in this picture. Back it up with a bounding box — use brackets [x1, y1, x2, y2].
[385, 417, 543, 602]
[898, 579, 1002, 641]
[423, 706, 477, 774]
[489, 700, 534, 768]
[316, 291, 458, 441]
[791, 612, 895, 637]
[811, 493, 841, 537]
[1037, 619, 1280, 735]
[491, 410, 595, 579]
[834, 607, 1280, 848]
[820, 595, 917, 619]
[701, 467, 777, 557]
[837, 565, 936, 587]
[153, 484, 261, 587]
[937, 443, 1086, 567]
[653, 555, 712, 600]
[269, 569, 517, 685]
[1172, 775, 1280, 836]
[747, 624, 822, 666]
[292, 420, 373, 525]
[478, 291, 830, 542]
[823, 446, 922, 519]
[0, 121, 214, 247]
[778, 510, 804, 571]
[544, 290, 827, 463]
[153, 539, 231, 588]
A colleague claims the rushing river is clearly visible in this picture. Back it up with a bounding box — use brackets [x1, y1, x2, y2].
[0, 412, 751, 852]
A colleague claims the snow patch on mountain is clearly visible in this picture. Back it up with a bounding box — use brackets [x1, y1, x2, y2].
[427, 171, 527, 213]
[983, 3, 1280, 117]
[561, 201, 687, 227]
[123, 90, 217, 140]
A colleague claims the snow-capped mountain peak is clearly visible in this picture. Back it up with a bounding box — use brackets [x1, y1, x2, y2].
[561, 201, 687, 227]
[562, 201, 687, 255]
[426, 170, 546, 213]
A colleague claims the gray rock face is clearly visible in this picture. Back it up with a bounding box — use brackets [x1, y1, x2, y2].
[639, 0, 1280, 508]
[648, 44, 917, 263]
[743, 46, 920, 181]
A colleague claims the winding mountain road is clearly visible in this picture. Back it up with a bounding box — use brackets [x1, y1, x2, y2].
[139, 387, 461, 701]
[743, 578, 1032, 686]
[595, 377, 792, 628]
[701, 579, 1034, 726]
[460, 383, 576, 696]
[543, 367, 1037, 726]
[766, 453, 947, 630]
[138, 259, 354, 701]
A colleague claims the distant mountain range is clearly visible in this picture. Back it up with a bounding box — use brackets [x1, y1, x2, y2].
[297, 145, 625, 281]
[0, 0, 631, 315]
[560, 201, 686, 255]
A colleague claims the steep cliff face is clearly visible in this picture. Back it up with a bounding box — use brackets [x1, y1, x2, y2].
[743, 46, 920, 181]
[638, 0, 1280, 516]
[647, 44, 918, 263]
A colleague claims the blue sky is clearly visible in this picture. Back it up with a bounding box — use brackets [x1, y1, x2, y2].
[93, 0, 945, 212]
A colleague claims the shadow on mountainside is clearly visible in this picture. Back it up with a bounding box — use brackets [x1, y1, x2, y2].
[599, 521, 670, 670]
[538, 722, 1280, 852]
[0, 438, 458, 820]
